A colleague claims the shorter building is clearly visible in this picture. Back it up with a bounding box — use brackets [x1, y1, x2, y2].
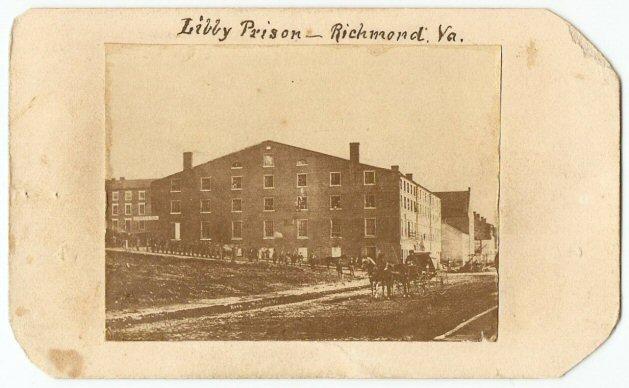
[105, 178, 156, 247]
[435, 188, 474, 265]
[474, 212, 498, 264]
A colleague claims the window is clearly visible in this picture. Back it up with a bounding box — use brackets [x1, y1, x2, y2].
[201, 221, 211, 240]
[112, 191, 119, 202]
[330, 172, 341, 186]
[125, 191, 133, 201]
[232, 221, 243, 240]
[365, 194, 376, 209]
[138, 190, 146, 201]
[297, 173, 307, 187]
[231, 161, 242, 169]
[263, 154, 274, 167]
[231, 176, 242, 190]
[297, 196, 308, 211]
[172, 222, 181, 240]
[111, 203, 118, 215]
[170, 200, 181, 214]
[200, 199, 211, 213]
[124, 219, 132, 232]
[232, 198, 242, 212]
[138, 203, 146, 215]
[330, 195, 341, 210]
[125, 203, 132, 215]
[111, 219, 118, 230]
[264, 197, 274, 211]
[364, 170, 376, 185]
[200, 177, 211, 191]
[263, 220, 274, 239]
[364, 218, 376, 237]
[296, 159, 308, 166]
[263, 175, 274, 189]
[297, 219, 308, 239]
[330, 219, 342, 238]
[138, 220, 146, 231]
[170, 179, 181, 192]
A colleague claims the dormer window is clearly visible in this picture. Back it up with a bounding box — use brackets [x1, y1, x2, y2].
[231, 161, 243, 169]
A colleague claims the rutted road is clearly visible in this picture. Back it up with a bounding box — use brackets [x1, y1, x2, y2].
[108, 273, 498, 341]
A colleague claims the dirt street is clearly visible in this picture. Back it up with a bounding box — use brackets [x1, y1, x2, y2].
[108, 273, 498, 341]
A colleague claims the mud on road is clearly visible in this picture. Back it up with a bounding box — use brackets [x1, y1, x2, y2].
[108, 274, 498, 341]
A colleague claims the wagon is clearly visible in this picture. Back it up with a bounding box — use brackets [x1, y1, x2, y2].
[405, 252, 448, 296]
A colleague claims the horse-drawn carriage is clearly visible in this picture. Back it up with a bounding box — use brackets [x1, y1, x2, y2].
[363, 252, 447, 298]
[405, 252, 447, 296]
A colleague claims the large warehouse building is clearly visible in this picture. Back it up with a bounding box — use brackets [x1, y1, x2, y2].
[149, 141, 442, 264]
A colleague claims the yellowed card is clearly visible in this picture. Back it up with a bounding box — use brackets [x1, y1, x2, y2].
[9, 8, 619, 378]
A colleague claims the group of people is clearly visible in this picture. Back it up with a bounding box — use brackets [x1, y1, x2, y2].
[114, 238, 377, 278]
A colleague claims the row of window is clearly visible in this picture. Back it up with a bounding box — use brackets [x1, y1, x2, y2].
[183, 218, 377, 241]
[111, 219, 145, 232]
[111, 190, 146, 202]
[169, 194, 378, 214]
[111, 203, 146, 216]
[399, 180, 438, 206]
[170, 171, 377, 192]
[400, 195, 442, 217]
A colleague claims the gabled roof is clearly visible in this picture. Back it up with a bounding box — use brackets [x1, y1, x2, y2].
[106, 178, 154, 190]
[153, 140, 439, 194]
[194, 139, 392, 172]
[158, 139, 407, 179]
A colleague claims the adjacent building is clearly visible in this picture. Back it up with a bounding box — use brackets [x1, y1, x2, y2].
[149, 141, 442, 265]
[474, 212, 498, 264]
[105, 178, 156, 246]
[435, 188, 475, 265]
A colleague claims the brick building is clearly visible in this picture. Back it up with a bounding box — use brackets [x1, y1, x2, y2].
[149, 140, 442, 264]
[105, 178, 155, 246]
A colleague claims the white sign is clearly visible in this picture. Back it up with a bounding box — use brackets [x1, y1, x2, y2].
[132, 215, 159, 221]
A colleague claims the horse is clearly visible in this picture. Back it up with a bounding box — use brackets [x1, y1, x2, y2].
[362, 258, 394, 298]
[390, 263, 411, 297]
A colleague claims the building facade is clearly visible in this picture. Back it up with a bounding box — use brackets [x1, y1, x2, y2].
[435, 189, 475, 265]
[474, 212, 498, 264]
[149, 141, 442, 264]
[397, 169, 442, 261]
[105, 178, 155, 246]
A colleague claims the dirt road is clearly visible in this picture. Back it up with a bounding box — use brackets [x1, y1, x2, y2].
[108, 273, 497, 341]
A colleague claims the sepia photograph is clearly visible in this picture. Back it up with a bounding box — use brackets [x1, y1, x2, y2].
[104, 43, 500, 341]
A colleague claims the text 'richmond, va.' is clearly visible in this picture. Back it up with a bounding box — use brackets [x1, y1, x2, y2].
[176, 17, 464, 44]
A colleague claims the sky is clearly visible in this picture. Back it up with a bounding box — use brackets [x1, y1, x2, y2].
[106, 44, 500, 223]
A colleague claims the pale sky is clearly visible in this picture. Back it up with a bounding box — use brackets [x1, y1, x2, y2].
[106, 44, 500, 224]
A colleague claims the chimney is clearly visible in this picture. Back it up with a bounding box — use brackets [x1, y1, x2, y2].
[349, 142, 360, 163]
[405, 173, 413, 181]
[391, 165, 399, 172]
[183, 152, 193, 170]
